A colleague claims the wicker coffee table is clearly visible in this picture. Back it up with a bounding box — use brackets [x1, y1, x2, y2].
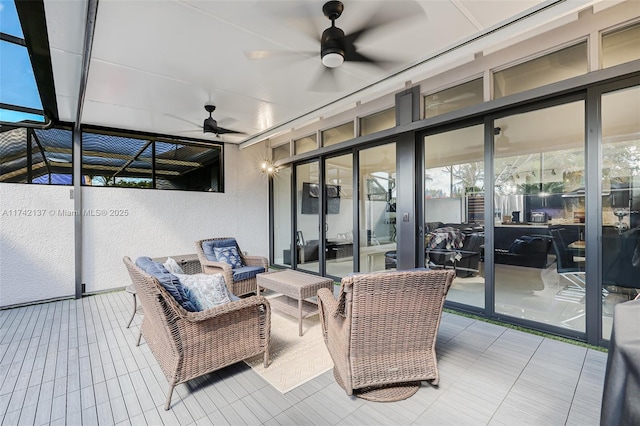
[257, 270, 333, 336]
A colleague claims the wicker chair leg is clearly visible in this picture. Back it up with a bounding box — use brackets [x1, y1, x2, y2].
[263, 350, 269, 368]
[164, 385, 175, 410]
[136, 330, 142, 347]
[126, 293, 137, 328]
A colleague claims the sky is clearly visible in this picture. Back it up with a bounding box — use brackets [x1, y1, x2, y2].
[0, 0, 46, 123]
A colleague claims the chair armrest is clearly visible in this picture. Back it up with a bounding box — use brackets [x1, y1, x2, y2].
[198, 258, 232, 271]
[317, 288, 339, 315]
[243, 255, 269, 269]
[182, 295, 271, 323]
[197, 258, 233, 285]
[317, 287, 350, 377]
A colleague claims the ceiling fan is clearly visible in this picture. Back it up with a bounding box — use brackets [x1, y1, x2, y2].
[202, 104, 244, 137]
[247, 1, 423, 91]
[166, 104, 244, 138]
[494, 126, 512, 152]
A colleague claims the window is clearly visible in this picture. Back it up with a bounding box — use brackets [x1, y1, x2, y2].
[359, 108, 395, 136]
[294, 134, 317, 155]
[0, 126, 72, 184]
[321, 122, 354, 147]
[602, 22, 640, 68]
[81, 130, 223, 191]
[0, 0, 49, 124]
[424, 79, 483, 119]
[272, 143, 290, 161]
[494, 42, 588, 99]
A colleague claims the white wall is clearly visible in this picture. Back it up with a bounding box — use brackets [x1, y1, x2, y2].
[0, 143, 269, 305]
[0, 184, 75, 307]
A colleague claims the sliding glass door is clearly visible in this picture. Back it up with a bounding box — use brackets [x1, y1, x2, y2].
[359, 143, 397, 272]
[600, 84, 640, 339]
[273, 166, 292, 266]
[424, 124, 485, 308]
[325, 153, 354, 278]
[493, 100, 586, 331]
[296, 161, 320, 274]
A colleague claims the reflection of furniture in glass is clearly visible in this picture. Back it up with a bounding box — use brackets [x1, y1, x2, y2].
[317, 269, 456, 401]
[283, 240, 319, 264]
[384, 251, 397, 269]
[361, 243, 397, 271]
[550, 227, 586, 306]
[426, 229, 484, 278]
[494, 226, 551, 268]
[283, 239, 354, 264]
[326, 240, 353, 259]
[603, 226, 640, 299]
[122, 256, 270, 410]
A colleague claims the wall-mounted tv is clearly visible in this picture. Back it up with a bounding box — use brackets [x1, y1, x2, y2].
[301, 182, 341, 214]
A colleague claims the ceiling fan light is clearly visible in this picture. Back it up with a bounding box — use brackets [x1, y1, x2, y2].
[495, 134, 510, 152]
[322, 51, 344, 68]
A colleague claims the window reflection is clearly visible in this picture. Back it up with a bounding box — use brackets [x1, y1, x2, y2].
[424, 124, 485, 308]
[494, 101, 586, 331]
[359, 144, 396, 272]
[601, 85, 640, 340]
[273, 166, 292, 267]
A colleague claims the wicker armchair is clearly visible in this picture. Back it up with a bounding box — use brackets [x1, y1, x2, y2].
[195, 237, 268, 296]
[317, 269, 455, 401]
[123, 256, 270, 410]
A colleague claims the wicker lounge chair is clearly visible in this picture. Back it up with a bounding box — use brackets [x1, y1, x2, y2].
[317, 269, 455, 401]
[195, 237, 269, 296]
[123, 256, 270, 410]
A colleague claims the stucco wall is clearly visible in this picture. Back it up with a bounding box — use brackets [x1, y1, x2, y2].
[0, 143, 268, 306]
[0, 184, 75, 306]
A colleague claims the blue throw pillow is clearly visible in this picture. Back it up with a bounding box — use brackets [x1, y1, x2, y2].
[202, 238, 237, 261]
[135, 256, 198, 312]
[214, 246, 243, 269]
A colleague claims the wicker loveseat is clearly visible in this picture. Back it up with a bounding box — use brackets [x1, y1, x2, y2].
[195, 237, 269, 296]
[317, 269, 455, 401]
[123, 256, 270, 410]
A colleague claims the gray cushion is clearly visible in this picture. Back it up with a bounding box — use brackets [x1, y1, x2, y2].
[135, 256, 198, 312]
[202, 238, 237, 261]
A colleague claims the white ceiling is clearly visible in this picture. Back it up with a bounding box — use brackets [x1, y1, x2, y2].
[43, 0, 605, 147]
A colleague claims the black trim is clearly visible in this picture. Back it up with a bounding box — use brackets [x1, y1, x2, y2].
[14, 0, 59, 121]
[0, 32, 25, 46]
[0, 102, 44, 116]
[82, 124, 226, 149]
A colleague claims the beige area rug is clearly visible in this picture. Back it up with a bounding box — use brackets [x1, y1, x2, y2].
[244, 301, 334, 393]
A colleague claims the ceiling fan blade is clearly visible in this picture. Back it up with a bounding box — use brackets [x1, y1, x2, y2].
[343, 1, 426, 45]
[343, 48, 400, 70]
[308, 66, 339, 92]
[164, 113, 202, 129]
[244, 49, 316, 61]
[254, 1, 322, 44]
[214, 127, 245, 135]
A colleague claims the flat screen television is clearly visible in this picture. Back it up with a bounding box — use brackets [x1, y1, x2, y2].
[301, 182, 340, 214]
[610, 180, 630, 209]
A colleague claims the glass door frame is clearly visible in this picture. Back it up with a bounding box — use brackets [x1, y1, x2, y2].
[588, 74, 640, 347]
[416, 117, 487, 317]
[488, 93, 589, 341]
[323, 150, 356, 280]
